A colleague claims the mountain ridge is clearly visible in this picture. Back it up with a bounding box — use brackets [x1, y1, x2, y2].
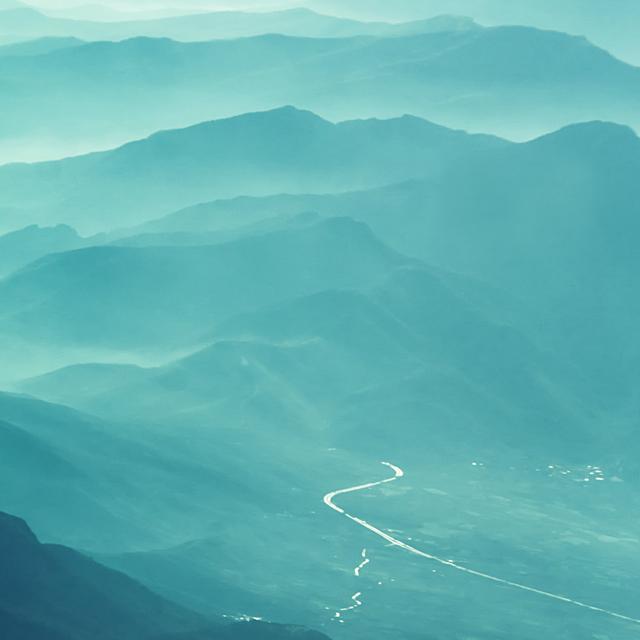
[0, 217, 410, 351]
[1, 23, 639, 163]
[0, 5, 480, 41]
[126, 117, 637, 235]
[0, 106, 506, 232]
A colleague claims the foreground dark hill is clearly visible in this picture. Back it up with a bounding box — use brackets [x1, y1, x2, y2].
[0, 389, 382, 629]
[2, 25, 639, 161]
[0, 510, 204, 639]
[0, 106, 503, 232]
[0, 511, 331, 640]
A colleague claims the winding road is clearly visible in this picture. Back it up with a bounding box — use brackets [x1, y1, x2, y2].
[323, 461, 640, 627]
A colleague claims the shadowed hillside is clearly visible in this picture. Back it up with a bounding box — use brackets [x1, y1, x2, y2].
[0, 510, 204, 639]
[0, 510, 332, 640]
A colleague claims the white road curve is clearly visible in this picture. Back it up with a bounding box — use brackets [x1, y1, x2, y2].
[323, 461, 640, 627]
[339, 592, 363, 612]
[354, 548, 370, 577]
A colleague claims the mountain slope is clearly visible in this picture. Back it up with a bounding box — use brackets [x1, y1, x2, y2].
[26, 262, 598, 459]
[302, 0, 640, 65]
[0, 224, 87, 276]
[137, 120, 640, 311]
[0, 511, 331, 640]
[0, 6, 475, 41]
[0, 391, 273, 551]
[0, 106, 503, 232]
[1, 26, 639, 162]
[0, 36, 84, 57]
[296, 26, 640, 138]
[123, 120, 640, 403]
[0, 217, 407, 355]
[0, 510, 204, 640]
[35, 263, 628, 636]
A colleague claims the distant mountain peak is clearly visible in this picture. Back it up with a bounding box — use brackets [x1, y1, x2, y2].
[144, 105, 330, 143]
[553, 120, 638, 138]
[257, 104, 327, 120]
[530, 120, 640, 152]
[407, 14, 480, 31]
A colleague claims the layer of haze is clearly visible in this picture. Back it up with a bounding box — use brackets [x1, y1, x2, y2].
[2, 3, 640, 640]
[24, 0, 640, 64]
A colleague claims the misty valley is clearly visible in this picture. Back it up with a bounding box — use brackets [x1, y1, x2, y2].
[0, 2, 639, 640]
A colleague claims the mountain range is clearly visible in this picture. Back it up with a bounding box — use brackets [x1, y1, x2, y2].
[1, 24, 639, 162]
[113, 118, 640, 401]
[0, 6, 477, 41]
[0, 223, 87, 275]
[21, 259, 600, 458]
[0, 389, 281, 551]
[0, 217, 407, 351]
[298, 0, 640, 65]
[2, 7, 639, 639]
[3, 113, 640, 400]
[10, 214, 639, 637]
[0, 510, 330, 640]
[0, 510, 203, 640]
[0, 106, 504, 232]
